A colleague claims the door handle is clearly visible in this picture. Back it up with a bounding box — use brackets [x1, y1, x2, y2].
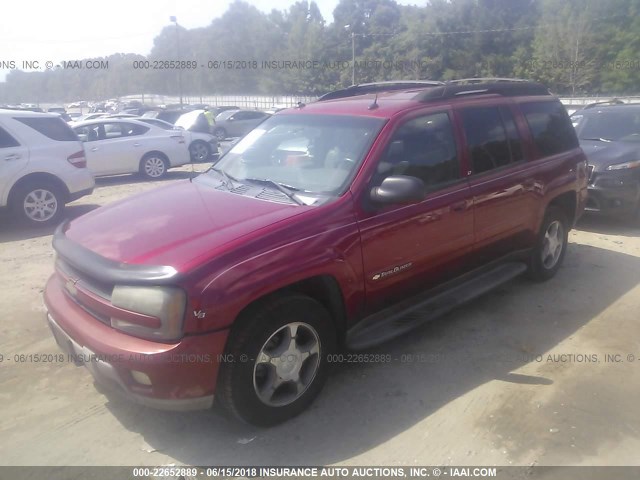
[4, 153, 21, 161]
[451, 201, 468, 212]
[133, 143, 141, 147]
[90, 147, 99, 152]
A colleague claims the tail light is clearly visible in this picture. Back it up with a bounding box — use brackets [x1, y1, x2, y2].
[170, 134, 185, 144]
[67, 150, 87, 168]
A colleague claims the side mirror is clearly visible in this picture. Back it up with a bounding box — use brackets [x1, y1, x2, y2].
[370, 175, 426, 205]
[228, 116, 235, 122]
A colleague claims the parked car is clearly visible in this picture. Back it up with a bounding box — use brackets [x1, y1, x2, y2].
[137, 117, 219, 162]
[0, 110, 94, 226]
[141, 109, 185, 125]
[68, 112, 83, 121]
[212, 109, 271, 140]
[71, 113, 107, 124]
[571, 102, 640, 223]
[47, 106, 67, 114]
[72, 119, 189, 179]
[174, 109, 211, 135]
[44, 80, 587, 426]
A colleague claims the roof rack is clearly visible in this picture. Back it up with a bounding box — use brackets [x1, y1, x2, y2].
[317, 80, 445, 101]
[445, 78, 530, 85]
[583, 99, 625, 109]
[416, 80, 551, 102]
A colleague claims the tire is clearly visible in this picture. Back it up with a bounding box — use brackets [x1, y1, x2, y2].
[528, 206, 569, 281]
[139, 153, 168, 179]
[11, 181, 65, 227]
[213, 128, 227, 142]
[189, 140, 212, 163]
[216, 294, 336, 426]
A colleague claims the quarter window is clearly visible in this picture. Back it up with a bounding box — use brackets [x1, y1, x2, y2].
[520, 101, 579, 156]
[0, 126, 20, 148]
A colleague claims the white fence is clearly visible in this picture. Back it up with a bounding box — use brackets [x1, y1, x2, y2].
[120, 94, 318, 109]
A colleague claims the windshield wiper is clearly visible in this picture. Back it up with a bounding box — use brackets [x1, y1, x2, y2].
[243, 178, 304, 205]
[581, 137, 612, 143]
[211, 167, 237, 190]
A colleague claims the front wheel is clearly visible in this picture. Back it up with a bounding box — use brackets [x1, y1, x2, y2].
[216, 294, 336, 426]
[12, 182, 65, 227]
[528, 206, 569, 281]
[139, 153, 168, 179]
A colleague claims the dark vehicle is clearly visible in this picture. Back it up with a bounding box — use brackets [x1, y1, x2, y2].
[212, 109, 271, 140]
[571, 102, 640, 222]
[44, 80, 587, 426]
[142, 109, 186, 125]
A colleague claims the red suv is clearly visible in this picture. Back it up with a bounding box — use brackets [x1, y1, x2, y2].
[44, 79, 588, 425]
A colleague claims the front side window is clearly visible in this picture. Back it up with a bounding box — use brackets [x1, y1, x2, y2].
[209, 114, 385, 196]
[375, 112, 460, 190]
[521, 100, 579, 156]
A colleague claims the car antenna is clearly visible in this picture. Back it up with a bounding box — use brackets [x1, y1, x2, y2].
[368, 94, 379, 110]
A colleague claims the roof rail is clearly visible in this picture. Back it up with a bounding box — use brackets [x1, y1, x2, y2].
[583, 99, 625, 109]
[317, 80, 445, 102]
[446, 78, 530, 85]
[416, 81, 551, 102]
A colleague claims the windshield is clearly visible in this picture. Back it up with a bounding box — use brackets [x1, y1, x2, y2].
[572, 111, 640, 142]
[209, 114, 385, 196]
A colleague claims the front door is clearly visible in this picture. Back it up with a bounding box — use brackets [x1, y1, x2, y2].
[356, 111, 475, 314]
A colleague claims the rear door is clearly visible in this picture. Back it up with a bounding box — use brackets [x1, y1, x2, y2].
[456, 102, 537, 264]
[356, 110, 475, 313]
[0, 124, 29, 205]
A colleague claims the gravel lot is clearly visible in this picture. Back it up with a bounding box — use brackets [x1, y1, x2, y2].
[1, 164, 639, 469]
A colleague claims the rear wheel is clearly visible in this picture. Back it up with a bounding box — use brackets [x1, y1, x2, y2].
[189, 140, 212, 163]
[528, 206, 569, 281]
[216, 294, 335, 426]
[139, 153, 168, 179]
[11, 182, 65, 227]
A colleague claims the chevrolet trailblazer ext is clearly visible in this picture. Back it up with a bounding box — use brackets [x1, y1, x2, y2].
[45, 80, 587, 425]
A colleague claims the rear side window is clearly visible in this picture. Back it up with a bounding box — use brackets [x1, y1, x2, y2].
[520, 101, 579, 156]
[14, 117, 77, 141]
[460, 106, 522, 174]
[0, 126, 20, 148]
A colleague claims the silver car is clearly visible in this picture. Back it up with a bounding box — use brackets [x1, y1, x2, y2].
[212, 110, 271, 141]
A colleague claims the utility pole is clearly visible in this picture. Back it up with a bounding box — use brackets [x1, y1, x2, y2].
[351, 31, 356, 85]
[170, 16, 183, 107]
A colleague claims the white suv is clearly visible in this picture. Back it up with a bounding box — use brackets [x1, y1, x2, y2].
[0, 110, 95, 226]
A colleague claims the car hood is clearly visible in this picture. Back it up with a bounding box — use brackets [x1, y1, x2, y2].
[579, 139, 640, 171]
[64, 177, 306, 272]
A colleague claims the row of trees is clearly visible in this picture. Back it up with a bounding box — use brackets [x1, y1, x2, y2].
[1, 0, 639, 103]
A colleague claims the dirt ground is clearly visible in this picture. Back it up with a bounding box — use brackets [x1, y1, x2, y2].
[1, 164, 639, 470]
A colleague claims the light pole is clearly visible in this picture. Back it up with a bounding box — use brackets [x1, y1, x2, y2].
[170, 16, 183, 107]
[344, 25, 356, 85]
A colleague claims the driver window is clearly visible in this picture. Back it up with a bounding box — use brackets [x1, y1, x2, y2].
[375, 112, 460, 190]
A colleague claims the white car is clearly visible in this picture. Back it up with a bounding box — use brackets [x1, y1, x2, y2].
[72, 119, 190, 179]
[0, 110, 94, 226]
[136, 117, 219, 162]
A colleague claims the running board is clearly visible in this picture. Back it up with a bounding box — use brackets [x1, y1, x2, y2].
[346, 262, 528, 350]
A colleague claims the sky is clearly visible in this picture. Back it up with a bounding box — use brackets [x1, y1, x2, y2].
[0, 0, 420, 81]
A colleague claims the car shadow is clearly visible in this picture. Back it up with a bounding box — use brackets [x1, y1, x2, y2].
[0, 203, 100, 243]
[575, 213, 639, 237]
[101, 242, 640, 466]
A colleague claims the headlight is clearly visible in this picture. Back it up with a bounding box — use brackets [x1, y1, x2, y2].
[111, 286, 186, 341]
[606, 160, 640, 171]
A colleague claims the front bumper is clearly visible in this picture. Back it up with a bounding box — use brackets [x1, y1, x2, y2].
[44, 274, 229, 411]
[586, 173, 640, 216]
